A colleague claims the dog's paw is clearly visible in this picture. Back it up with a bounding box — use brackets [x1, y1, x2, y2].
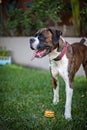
[64, 113, 72, 120]
[53, 98, 59, 105]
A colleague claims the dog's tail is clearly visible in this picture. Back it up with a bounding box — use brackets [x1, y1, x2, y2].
[80, 38, 86, 44]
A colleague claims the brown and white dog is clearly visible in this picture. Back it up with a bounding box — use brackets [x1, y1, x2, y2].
[29, 28, 87, 119]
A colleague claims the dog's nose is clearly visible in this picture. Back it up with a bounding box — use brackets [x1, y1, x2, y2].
[30, 38, 35, 44]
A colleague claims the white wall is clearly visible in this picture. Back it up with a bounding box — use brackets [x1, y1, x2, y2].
[0, 37, 87, 76]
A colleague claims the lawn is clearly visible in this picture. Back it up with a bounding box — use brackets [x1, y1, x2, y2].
[0, 65, 87, 130]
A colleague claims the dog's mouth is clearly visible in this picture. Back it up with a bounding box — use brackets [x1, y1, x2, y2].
[31, 47, 51, 60]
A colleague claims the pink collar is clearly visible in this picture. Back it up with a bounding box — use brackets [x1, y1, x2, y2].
[53, 41, 70, 61]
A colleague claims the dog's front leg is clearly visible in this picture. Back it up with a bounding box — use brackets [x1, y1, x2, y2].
[64, 79, 73, 119]
[52, 77, 59, 105]
[49, 61, 59, 105]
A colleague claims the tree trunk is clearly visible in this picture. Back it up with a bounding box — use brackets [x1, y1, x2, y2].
[70, 0, 80, 36]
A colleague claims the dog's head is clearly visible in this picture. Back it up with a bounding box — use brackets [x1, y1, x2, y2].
[29, 28, 62, 59]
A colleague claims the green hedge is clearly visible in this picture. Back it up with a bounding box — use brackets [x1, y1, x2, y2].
[0, 48, 9, 56]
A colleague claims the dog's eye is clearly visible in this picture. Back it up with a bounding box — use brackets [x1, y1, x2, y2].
[38, 34, 46, 41]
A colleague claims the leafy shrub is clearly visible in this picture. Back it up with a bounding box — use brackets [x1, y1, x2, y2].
[0, 47, 9, 56]
[4, 9, 24, 36]
[3, 0, 64, 36]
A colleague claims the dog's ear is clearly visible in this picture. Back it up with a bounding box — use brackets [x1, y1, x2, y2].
[48, 28, 62, 45]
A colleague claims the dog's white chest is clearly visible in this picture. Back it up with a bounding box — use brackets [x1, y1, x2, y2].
[49, 55, 69, 78]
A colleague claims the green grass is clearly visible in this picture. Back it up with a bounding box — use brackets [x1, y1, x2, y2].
[0, 64, 87, 130]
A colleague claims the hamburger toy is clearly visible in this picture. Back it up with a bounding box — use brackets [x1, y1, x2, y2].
[44, 110, 55, 117]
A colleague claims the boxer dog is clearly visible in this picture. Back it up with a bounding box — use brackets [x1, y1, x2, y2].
[29, 28, 87, 119]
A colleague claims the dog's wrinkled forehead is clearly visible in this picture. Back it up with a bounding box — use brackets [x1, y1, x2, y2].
[35, 29, 47, 41]
[35, 28, 62, 45]
[35, 28, 50, 38]
[36, 28, 48, 34]
[34, 28, 54, 45]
